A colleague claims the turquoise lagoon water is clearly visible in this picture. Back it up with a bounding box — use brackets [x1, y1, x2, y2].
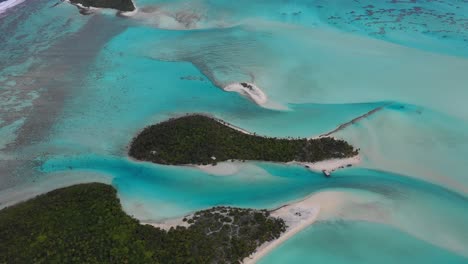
[259, 221, 467, 264]
[1, 0, 468, 263]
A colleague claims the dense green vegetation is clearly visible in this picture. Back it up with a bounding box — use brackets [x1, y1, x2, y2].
[0, 183, 285, 264]
[129, 114, 358, 165]
[70, 0, 135, 12]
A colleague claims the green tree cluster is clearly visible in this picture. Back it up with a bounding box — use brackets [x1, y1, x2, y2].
[0, 183, 285, 264]
[129, 114, 358, 165]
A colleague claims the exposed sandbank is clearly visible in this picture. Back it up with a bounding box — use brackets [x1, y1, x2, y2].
[243, 201, 320, 263]
[224, 82, 268, 106]
[139, 190, 357, 263]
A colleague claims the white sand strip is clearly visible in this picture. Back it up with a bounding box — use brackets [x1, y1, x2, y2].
[142, 217, 190, 230]
[210, 115, 253, 135]
[196, 162, 241, 176]
[244, 204, 320, 263]
[224, 82, 268, 106]
[138, 190, 368, 263]
[291, 155, 361, 174]
[243, 189, 380, 263]
[0, 0, 26, 14]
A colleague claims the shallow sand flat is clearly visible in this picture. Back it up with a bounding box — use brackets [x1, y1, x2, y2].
[141, 21, 468, 119]
[1, 0, 467, 262]
[336, 104, 468, 195]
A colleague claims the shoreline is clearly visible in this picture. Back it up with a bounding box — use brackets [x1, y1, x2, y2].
[195, 155, 361, 176]
[139, 193, 322, 264]
[319, 102, 392, 137]
[142, 113, 360, 175]
[243, 202, 320, 263]
[290, 155, 361, 174]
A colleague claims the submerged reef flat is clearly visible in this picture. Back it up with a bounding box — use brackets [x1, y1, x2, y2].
[69, 0, 135, 12]
[129, 114, 358, 166]
[0, 183, 285, 263]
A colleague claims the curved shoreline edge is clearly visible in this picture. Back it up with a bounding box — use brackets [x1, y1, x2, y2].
[129, 114, 359, 170]
[206, 114, 362, 173]
[0, 183, 286, 263]
[143, 192, 323, 264]
[243, 201, 320, 263]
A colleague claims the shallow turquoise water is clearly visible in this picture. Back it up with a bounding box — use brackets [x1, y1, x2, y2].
[1, 0, 468, 262]
[259, 221, 467, 264]
[40, 157, 468, 256]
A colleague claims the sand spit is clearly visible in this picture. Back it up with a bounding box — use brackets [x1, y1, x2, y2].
[243, 189, 389, 263]
[319, 102, 392, 137]
[291, 155, 361, 174]
[138, 190, 370, 263]
[196, 162, 241, 176]
[243, 203, 320, 263]
[141, 195, 322, 264]
[224, 82, 268, 106]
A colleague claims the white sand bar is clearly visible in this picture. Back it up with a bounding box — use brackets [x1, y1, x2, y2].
[224, 82, 268, 106]
[243, 203, 320, 263]
[292, 155, 361, 174]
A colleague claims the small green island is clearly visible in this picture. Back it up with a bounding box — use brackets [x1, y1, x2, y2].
[69, 0, 136, 12]
[129, 114, 358, 166]
[0, 183, 285, 263]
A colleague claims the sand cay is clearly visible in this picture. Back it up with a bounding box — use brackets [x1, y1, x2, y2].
[141, 190, 368, 263]
[224, 82, 268, 106]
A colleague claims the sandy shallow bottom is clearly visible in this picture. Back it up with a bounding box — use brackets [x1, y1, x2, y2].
[1, 0, 468, 263]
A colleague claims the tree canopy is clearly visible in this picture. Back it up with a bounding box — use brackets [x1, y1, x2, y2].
[129, 114, 358, 165]
[0, 183, 285, 264]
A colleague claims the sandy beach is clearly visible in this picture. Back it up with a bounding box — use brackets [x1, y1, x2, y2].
[243, 201, 320, 263]
[198, 154, 360, 177]
[196, 162, 241, 176]
[243, 189, 380, 263]
[292, 155, 361, 174]
[139, 191, 349, 264]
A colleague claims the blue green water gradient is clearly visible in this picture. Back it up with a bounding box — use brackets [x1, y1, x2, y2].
[1, 0, 468, 262]
[259, 221, 467, 264]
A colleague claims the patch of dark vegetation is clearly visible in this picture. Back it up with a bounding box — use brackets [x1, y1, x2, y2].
[0, 183, 285, 263]
[70, 0, 135, 12]
[240, 82, 254, 90]
[129, 114, 358, 165]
